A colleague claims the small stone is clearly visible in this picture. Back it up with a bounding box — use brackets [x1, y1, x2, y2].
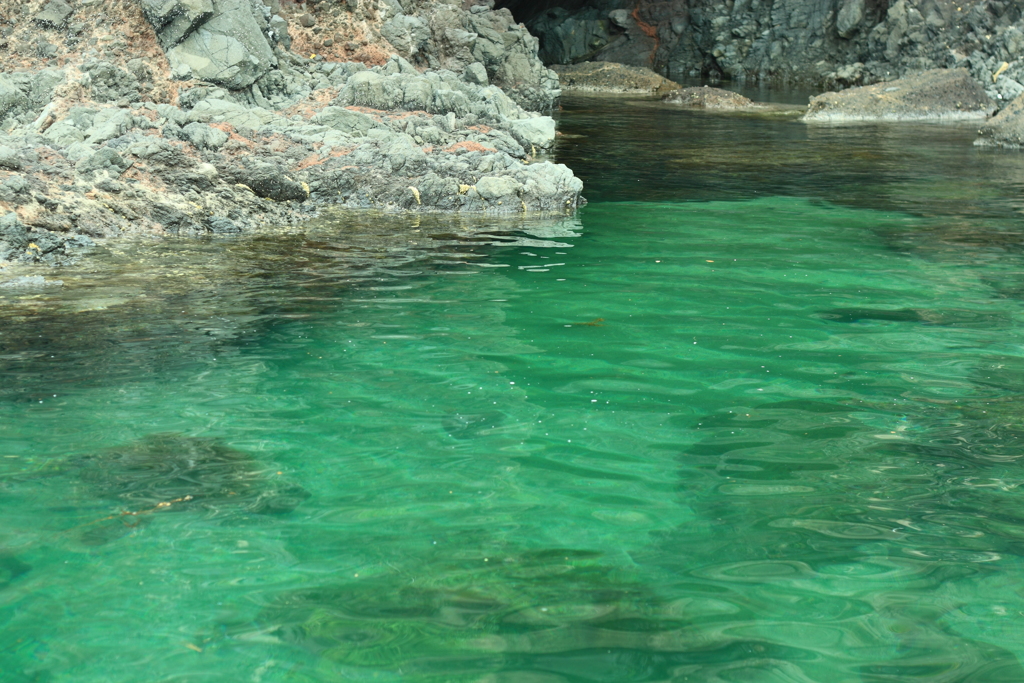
[299, 13, 315, 28]
[323, 38, 333, 47]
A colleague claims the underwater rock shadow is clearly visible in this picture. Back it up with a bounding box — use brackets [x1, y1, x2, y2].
[61, 433, 310, 521]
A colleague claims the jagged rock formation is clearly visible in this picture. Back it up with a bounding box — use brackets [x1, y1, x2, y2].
[504, 0, 1024, 101]
[0, 0, 582, 269]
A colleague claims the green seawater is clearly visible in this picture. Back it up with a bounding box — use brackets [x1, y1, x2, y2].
[4, 94, 1024, 682]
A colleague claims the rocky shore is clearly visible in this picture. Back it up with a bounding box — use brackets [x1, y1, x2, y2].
[502, 0, 1024, 103]
[0, 0, 584, 270]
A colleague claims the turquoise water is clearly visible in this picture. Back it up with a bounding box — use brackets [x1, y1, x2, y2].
[5, 96, 1024, 681]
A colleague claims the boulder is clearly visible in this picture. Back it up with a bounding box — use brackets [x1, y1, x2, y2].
[34, 0, 74, 28]
[976, 94, 1024, 148]
[382, 14, 431, 58]
[76, 147, 131, 176]
[0, 75, 28, 122]
[181, 121, 229, 149]
[165, 0, 276, 90]
[312, 106, 386, 137]
[140, 0, 214, 48]
[0, 213, 30, 262]
[509, 116, 556, 150]
[803, 68, 995, 122]
[475, 175, 520, 201]
[552, 62, 681, 94]
[836, 0, 865, 38]
[236, 163, 309, 201]
[0, 146, 21, 170]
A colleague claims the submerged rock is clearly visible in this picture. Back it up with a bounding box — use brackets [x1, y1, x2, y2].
[551, 62, 681, 94]
[0, 554, 30, 590]
[803, 69, 995, 122]
[67, 433, 309, 515]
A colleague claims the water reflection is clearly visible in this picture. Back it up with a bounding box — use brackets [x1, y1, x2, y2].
[0, 211, 583, 401]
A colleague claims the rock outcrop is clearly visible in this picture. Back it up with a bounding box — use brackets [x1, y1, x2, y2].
[504, 0, 1024, 101]
[0, 0, 582, 270]
[552, 61, 681, 93]
[976, 93, 1024, 147]
[802, 68, 995, 121]
[662, 86, 756, 109]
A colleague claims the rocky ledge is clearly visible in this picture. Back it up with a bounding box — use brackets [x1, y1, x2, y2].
[802, 68, 996, 122]
[662, 86, 758, 110]
[0, 0, 583, 270]
[550, 62, 680, 94]
[976, 94, 1024, 148]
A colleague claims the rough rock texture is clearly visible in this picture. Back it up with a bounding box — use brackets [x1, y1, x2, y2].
[380, 0, 561, 112]
[504, 0, 1024, 101]
[976, 93, 1024, 147]
[803, 67, 995, 121]
[552, 61, 681, 93]
[662, 86, 756, 109]
[0, 0, 581, 271]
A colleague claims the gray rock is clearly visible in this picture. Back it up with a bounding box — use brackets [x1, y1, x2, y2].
[463, 62, 489, 86]
[84, 109, 135, 144]
[0, 145, 23, 170]
[269, 14, 290, 49]
[976, 93, 1024, 148]
[207, 216, 241, 233]
[182, 121, 229, 149]
[44, 120, 87, 147]
[140, 0, 214, 48]
[382, 14, 431, 57]
[34, 0, 74, 28]
[836, 0, 865, 38]
[0, 175, 32, 204]
[552, 62, 681, 94]
[312, 106, 385, 136]
[235, 163, 309, 201]
[81, 61, 141, 103]
[509, 116, 556, 150]
[150, 202, 201, 234]
[475, 175, 519, 200]
[166, 0, 277, 89]
[76, 147, 131, 176]
[0, 75, 28, 122]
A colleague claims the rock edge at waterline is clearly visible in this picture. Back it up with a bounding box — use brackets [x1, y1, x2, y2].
[0, 0, 583, 271]
[802, 68, 996, 122]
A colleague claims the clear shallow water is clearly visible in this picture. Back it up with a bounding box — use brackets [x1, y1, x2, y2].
[4, 97, 1024, 682]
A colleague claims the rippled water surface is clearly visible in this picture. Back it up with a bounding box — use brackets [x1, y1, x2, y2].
[5, 93, 1024, 682]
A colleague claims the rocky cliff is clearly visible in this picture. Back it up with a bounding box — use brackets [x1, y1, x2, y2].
[507, 0, 1024, 101]
[0, 0, 582, 268]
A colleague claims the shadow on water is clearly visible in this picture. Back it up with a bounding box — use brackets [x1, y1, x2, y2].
[0, 211, 582, 402]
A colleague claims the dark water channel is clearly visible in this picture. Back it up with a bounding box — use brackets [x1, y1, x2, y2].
[3, 91, 1024, 682]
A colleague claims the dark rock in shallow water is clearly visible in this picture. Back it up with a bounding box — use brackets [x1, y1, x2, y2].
[68, 433, 309, 515]
[0, 554, 30, 590]
[819, 307, 1003, 327]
